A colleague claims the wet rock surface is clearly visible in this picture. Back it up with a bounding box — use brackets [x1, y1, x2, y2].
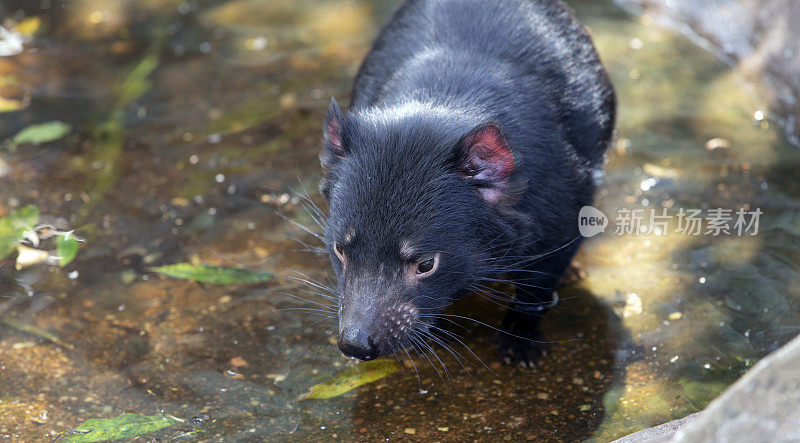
[618, 332, 800, 442]
[673, 333, 800, 441]
[614, 412, 701, 442]
[614, 0, 800, 145]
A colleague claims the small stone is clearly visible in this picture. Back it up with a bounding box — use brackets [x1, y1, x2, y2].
[171, 197, 189, 207]
[266, 373, 286, 382]
[669, 312, 683, 320]
[230, 356, 249, 367]
[15, 245, 49, 269]
[437, 427, 449, 432]
[572, 377, 583, 385]
[279, 93, 297, 109]
[579, 404, 592, 412]
[404, 428, 416, 435]
[536, 392, 549, 400]
[623, 292, 643, 318]
[120, 269, 137, 285]
[225, 370, 246, 380]
[705, 138, 731, 150]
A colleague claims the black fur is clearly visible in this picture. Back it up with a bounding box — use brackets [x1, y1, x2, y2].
[320, 0, 615, 366]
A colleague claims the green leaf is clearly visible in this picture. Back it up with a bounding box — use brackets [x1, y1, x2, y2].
[115, 53, 159, 110]
[63, 413, 181, 442]
[0, 205, 39, 258]
[10, 121, 71, 147]
[300, 359, 401, 400]
[148, 263, 272, 284]
[57, 233, 79, 266]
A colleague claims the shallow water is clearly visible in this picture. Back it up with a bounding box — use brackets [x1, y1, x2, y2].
[1, 0, 798, 441]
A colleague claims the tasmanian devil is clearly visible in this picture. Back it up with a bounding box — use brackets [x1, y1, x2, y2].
[318, 0, 615, 367]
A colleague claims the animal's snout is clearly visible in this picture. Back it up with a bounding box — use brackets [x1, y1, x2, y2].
[386, 304, 417, 340]
[338, 302, 420, 360]
[338, 328, 379, 360]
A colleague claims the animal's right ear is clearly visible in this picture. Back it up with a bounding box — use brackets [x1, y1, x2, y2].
[455, 123, 514, 204]
[320, 98, 346, 170]
[320, 98, 346, 200]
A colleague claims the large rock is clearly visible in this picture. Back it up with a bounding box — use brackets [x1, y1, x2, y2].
[614, 0, 800, 146]
[615, 333, 800, 441]
[672, 333, 800, 441]
[613, 413, 702, 442]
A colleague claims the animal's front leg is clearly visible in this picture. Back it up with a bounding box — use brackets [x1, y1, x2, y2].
[495, 262, 563, 368]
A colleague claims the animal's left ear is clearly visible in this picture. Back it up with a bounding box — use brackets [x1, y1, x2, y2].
[320, 98, 347, 171]
[319, 98, 347, 200]
[457, 123, 514, 203]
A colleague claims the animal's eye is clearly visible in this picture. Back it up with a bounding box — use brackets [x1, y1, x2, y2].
[333, 242, 345, 261]
[416, 257, 436, 275]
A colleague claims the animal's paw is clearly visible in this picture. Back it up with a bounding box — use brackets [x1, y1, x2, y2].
[495, 334, 548, 369]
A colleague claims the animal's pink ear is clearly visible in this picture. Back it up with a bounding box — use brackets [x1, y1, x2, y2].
[321, 98, 346, 169]
[319, 98, 347, 200]
[459, 123, 514, 203]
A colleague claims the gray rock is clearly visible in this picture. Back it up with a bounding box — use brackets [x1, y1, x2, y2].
[672, 333, 800, 442]
[614, 0, 800, 146]
[613, 413, 702, 442]
[614, 334, 800, 442]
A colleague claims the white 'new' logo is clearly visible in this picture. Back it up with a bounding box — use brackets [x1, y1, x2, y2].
[578, 206, 607, 237]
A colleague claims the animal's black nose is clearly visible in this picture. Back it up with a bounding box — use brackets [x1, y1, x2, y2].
[338, 329, 378, 360]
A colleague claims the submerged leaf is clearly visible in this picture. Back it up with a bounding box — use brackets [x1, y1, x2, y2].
[14, 16, 43, 37]
[148, 263, 272, 284]
[1, 315, 73, 349]
[10, 121, 71, 147]
[115, 53, 158, 110]
[57, 233, 80, 267]
[63, 413, 181, 442]
[301, 359, 401, 400]
[0, 205, 39, 258]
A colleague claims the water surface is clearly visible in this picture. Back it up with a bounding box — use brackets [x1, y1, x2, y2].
[1, 0, 798, 440]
